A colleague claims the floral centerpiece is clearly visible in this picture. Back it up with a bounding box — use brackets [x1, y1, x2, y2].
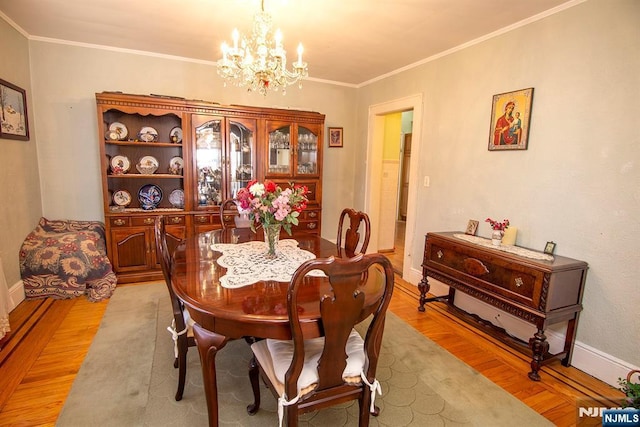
[486, 218, 510, 246]
[235, 180, 308, 257]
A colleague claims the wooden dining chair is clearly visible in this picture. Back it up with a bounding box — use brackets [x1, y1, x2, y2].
[249, 253, 395, 427]
[154, 216, 195, 401]
[336, 208, 371, 257]
[219, 198, 238, 230]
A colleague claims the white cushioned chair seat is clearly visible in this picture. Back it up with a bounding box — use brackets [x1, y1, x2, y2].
[251, 328, 365, 397]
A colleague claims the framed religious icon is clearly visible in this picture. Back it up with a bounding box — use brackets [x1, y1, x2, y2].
[465, 219, 479, 236]
[544, 241, 556, 255]
[0, 79, 29, 141]
[328, 127, 343, 148]
[488, 87, 533, 151]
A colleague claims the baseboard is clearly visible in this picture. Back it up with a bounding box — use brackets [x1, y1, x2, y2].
[401, 268, 638, 388]
[8, 280, 25, 312]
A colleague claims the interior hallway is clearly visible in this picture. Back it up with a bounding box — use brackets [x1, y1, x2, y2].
[381, 220, 405, 274]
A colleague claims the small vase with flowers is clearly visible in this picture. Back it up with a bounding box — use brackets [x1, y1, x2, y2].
[486, 218, 510, 246]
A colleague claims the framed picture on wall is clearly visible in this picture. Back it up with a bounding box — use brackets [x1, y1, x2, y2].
[488, 87, 533, 151]
[0, 78, 29, 141]
[328, 127, 343, 148]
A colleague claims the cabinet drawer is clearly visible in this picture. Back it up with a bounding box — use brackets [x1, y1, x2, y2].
[428, 242, 540, 308]
[164, 215, 185, 225]
[110, 217, 131, 227]
[132, 216, 158, 227]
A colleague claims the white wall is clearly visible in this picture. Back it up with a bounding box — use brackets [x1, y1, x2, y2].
[0, 18, 42, 286]
[355, 0, 640, 378]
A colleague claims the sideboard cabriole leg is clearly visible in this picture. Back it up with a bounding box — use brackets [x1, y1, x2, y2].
[528, 329, 549, 381]
[417, 276, 430, 312]
[193, 323, 230, 427]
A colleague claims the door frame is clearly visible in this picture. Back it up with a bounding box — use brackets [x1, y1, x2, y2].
[364, 94, 423, 283]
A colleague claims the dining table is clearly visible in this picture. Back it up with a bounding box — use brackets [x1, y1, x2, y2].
[171, 228, 341, 427]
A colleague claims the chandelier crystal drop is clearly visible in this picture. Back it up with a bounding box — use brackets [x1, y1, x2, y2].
[216, 0, 308, 96]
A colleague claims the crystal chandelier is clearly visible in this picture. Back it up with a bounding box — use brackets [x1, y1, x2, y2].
[216, 0, 308, 95]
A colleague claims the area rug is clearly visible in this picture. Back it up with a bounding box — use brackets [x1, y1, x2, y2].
[57, 282, 551, 426]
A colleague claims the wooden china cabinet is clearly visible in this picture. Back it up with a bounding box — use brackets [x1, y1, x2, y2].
[96, 92, 325, 283]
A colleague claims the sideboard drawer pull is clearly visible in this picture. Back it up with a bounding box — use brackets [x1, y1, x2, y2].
[197, 216, 208, 223]
[170, 216, 182, 224]
[113, 218, 126, 226]
[143, 217, 154, 225]
[514, 277, 524, 288]
[437, 250, 444, 259]
[307, 223, 317, 229]
[308, 211, 317, 218]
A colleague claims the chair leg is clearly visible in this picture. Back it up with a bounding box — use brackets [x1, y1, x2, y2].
[359, 393, 374, 427]
[175, 338, 188, 401]
[246, 355, 261, 415]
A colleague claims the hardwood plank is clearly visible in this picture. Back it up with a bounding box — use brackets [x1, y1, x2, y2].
[0, 298, 74, 410]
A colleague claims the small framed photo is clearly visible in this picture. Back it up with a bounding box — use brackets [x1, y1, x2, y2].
[328, 127, 343, 148]
[0, 78, 29, 141]
[544, 241, 556, 254]
[488, 87, 533, 151]
[465, 220, 479, 236]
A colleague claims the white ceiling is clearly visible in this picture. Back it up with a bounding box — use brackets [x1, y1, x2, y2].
[0, 0, 578, 86]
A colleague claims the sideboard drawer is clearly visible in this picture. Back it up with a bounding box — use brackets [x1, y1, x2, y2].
[428, 242, 540, 308]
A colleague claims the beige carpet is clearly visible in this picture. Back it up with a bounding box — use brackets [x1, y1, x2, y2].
[57, 282, 552, 426]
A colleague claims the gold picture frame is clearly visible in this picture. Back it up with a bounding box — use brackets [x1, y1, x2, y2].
[488, 87, 533, 151]
[465, 220, 479, 236]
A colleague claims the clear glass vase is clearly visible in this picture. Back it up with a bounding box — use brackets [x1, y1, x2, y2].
[263, 223, 282, 258]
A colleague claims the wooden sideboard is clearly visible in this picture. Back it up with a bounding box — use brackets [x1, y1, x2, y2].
[418, 231, 588, 381]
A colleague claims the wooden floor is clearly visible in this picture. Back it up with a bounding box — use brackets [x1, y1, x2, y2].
[0, 277, 623, 426]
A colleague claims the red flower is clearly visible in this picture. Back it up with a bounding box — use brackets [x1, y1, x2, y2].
[264, 180, 277, 193]
[486, 218, 510, 231]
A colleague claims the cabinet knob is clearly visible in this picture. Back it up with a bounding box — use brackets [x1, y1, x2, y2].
[437, 250, 444, 259]
[307, 223, 317, 229]
[308, 211, 317, 218]
[515, 277, 524, 288]
[113, 218, 126, 226]
[143, 217, 154, 225]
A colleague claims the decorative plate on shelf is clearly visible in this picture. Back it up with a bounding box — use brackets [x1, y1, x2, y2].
[168, 156, 184, 175]
[110, 155, 130, 174]
[138, 126, 158, 142]
[112, 190, 132, 207]
[138, 184, 163, 210]
[109, 122, 128, 140]
[170, 126, 183, 143]
[169, 189, 185, 208]
[136, 155, 159, 174]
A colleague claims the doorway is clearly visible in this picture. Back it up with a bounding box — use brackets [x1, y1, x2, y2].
[364, 94, 423, 283]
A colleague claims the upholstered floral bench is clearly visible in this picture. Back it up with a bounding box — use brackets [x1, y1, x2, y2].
[19, 217, 117, 302]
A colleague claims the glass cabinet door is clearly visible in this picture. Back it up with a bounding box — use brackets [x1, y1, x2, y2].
[195, 118, 224, 206]
[228, 119, 256, 196]
[296, 125, 319, 175]
[268, 125, 291, 175]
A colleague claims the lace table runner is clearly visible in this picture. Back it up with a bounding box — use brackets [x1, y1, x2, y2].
[211, 239, 326, 289]
[453, 233, 554, 261]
